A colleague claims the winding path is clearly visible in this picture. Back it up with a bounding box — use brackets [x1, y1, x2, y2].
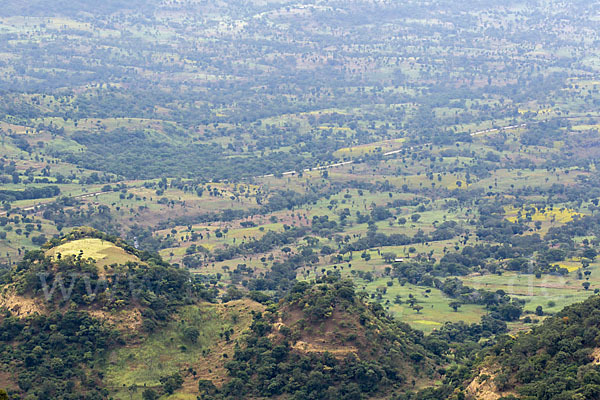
[259, 122, 526, 178]
[0, 190, 111, 217]
[2, 121, 530, 215]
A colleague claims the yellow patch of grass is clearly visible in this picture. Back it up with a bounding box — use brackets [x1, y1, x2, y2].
[572, 124, 600, 131]
[554, 259, 584, 272]
[46, 238, 139, 269]
[505, 206, 580, 224]
[446, 179, 467, 190]
[194, 243, 215, 251]
[413, 320, 442, 326]
[556, 263, 580, 273]
[334, 144, 380, 157]
[517, 107, 553, 115]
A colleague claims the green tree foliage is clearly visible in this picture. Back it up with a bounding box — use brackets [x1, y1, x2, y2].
[0, 309, 116, 398]
[0, 229, 203, 398]
[487, 295, 600, 399]
[0, 186, 60, 203]
[202, 276, 442, 399]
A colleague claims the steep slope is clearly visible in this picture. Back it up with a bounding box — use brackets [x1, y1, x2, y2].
[200, 276, 444, 399]
[0, 228, 199, 399]
[103, 299, 265, 400]
[468, 295, 600, 400]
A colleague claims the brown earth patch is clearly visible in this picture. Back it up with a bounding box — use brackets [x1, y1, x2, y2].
[88, 307, 143, 332]
[591, 347, 600, 364]
[275, 304, 367, 360]
[466, 366, 519, 400]
[292, 340, 358, 356]
[0, 369, 18, 392]
[0, 287, 46, 317]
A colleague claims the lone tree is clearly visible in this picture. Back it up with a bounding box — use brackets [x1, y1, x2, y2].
[412, 305, 424, 314]
[583, 248, 597, 261]
[142, 389, 158, 400]
[535, 305, 543, 316]
[382, 252, 397, 263]
[583, 281, 591, 291]
[449, 301, 462, 312]
[128, 385, 138, 400]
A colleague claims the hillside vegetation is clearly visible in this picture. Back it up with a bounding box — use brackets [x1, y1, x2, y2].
[1, 0, 600, 399]
[468, 295, 600, 400]
[1, 232, 447, 399]
[211, 276, 442, 399]
[0, 229, 196, 398]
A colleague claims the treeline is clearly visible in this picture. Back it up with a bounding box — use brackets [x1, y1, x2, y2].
[340, 221, 464, 253]
[41, 201, 118, 234]
[160, 187, 341, 229]
[0, 186, 60, 202]
[64, 129, 317, 180]
[212, 227, 308, 262]
[546, 213, 600, 243]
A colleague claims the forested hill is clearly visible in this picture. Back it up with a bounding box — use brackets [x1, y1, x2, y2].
[0, 228, 198, 399]
[210, 276, 444, 399]
[468, 295, 600, 399]
[0, 230, 446, 399]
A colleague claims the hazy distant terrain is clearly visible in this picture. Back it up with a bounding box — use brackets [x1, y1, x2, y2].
[1, 1, 600, 399]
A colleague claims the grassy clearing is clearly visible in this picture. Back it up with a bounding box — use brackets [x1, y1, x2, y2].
[554, 259, 586, 273]
[461, 263, 600, 314]
[104, 304, 225, 391]
[104, 301, 261, 399]
[46, 238, 139, 268]
[333, 138, 406, 158]
[572, 123, 600, 131]
[360, 277, 487, 333]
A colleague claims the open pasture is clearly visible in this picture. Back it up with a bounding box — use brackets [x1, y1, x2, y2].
[46, 238, 140, 269]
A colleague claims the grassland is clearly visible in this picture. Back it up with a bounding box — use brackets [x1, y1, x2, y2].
[104, 300, 263, 400]
[461, 261, 600, 315]
[46, 238, 140, 269]
[3, 124, 598, 339]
